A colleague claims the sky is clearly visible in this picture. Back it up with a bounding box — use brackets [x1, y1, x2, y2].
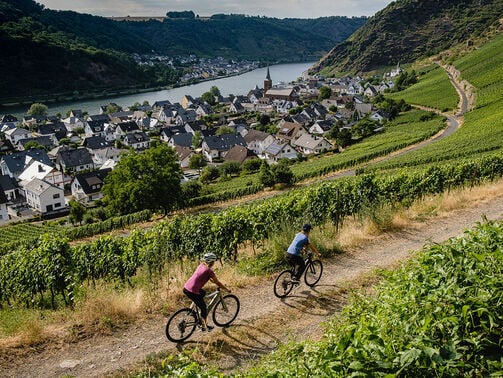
[36, 0, 394, 19]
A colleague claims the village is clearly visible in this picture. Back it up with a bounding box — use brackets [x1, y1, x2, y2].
[0, 64, 402, 224]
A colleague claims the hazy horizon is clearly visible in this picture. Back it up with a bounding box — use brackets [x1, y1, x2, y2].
[36, 0, 394, 19]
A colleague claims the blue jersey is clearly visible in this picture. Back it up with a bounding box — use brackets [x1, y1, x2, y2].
[287, 232, 309, 256]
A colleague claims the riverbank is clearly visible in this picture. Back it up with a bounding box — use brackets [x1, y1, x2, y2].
[0, 62, 314, 117]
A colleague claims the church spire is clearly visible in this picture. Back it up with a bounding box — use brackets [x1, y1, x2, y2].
[264, 66, 272, 93]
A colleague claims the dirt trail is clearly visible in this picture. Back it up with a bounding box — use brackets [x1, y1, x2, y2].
[2, 193, 503, 378]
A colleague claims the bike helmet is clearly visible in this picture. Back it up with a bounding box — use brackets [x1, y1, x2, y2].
[202, 252, 217, 263]
[301, 223, 312, 232]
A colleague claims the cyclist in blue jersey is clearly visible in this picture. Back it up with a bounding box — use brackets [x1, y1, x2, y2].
[286, 223, 321, 283]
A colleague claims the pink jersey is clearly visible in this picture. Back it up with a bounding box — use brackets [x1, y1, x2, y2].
[184, 263, 215, 294]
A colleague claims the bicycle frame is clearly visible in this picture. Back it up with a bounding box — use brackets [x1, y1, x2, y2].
[189, 289, 223, 322]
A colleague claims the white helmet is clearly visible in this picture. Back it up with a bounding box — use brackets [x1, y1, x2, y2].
[202, 253, 217, 263]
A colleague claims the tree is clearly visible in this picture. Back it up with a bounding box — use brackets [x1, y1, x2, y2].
[201, 91, 215, 105]
[318, 86, 332, 101]
[259, 160, 275, 187]
[199, 165, 220, 184]
[189, 154, 207, 170]
[216, 126, 235, 136]
[192, 131, 203, 148]
[181, 180, 202, 204]
[209, 85, 221, 97]
[259, 113, 270, 126]
[219, 161, 241, 177]
[69, 198, 86, 225]
[242, 158, 262, 174]
[271, 159, 294, 185]
[102, 144, 182, 216]
[337, 128, 352, 148]
[27, 103, 48, 116]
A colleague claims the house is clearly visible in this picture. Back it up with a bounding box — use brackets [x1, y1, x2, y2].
[0, 174, 21, 201]
[168, 133, 193, 149]
[184, 120, 208, 135]
[242, 129, 275, 156]
[82, 136, 122, 165]
[0, 139, 14, 154]
[0, 149, 53, 179]
[71, 169, 111, 204]
[0, 186, 8, 224]
[223, 145, 257, 164]
[0, 114, 19, 125]
[196, 103, 214, 117]
[84, 119, 108, 138]
[123, 131, 150, 150]
[108, 111, 134, 124]
[174, 146, 194, 168]
[229, 101, 245, 114]
[18, 161, 71, 190]
[37, 122, 68, 144]
[56, 148, 95, 173]
[369, 110, 390, 123]
[23, 178, 65, 214]
[265, 88, 296, 101]
[364, 85, 379, 98]
[174, 109, 197, 125]
[355, 103, 373, 119]
[309, 120, 334, 135]
[62, 115, 85, 132]
[264, 141, 297, 163]
[276, 121, 306, 143]
[4, 127, 31, 146]
[293, 134, 334, 155]
[202, 134, 247, 162]
[115, 121, 140, 139]
[181, 95, 196, 109]
[152, 100, 172, 109]
[160, 126, 187, 143]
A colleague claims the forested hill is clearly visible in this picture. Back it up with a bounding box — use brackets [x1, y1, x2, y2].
[0, 0, 366, 101]
[311, 0, 503, 76]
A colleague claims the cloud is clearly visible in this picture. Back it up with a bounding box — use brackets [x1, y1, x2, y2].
[38, 0, 393, 18]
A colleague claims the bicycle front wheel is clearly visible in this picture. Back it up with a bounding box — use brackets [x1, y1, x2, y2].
[212, 294, 240, 327]
[273, 270, 295, 298]
[165, 308, 198, 342]
[304, 260, 323, 287]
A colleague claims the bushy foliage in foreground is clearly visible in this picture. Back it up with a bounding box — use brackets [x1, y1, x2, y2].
[248, 219, 503, 377]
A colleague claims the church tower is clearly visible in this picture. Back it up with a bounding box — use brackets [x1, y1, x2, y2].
[264, 66, 272, 93]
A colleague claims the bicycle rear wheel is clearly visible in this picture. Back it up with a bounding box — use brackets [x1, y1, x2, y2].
[273, 270, 295, 298]
[165, 308, 198, 342]
[304, 260, 323, 287]
[212, 294, 240, 327]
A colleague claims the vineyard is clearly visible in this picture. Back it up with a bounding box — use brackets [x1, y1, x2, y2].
[374, 32, 503, 171]
[1, 154, 503, 307]
[243, 219, 503, 377]
[387, 63, 458, 111]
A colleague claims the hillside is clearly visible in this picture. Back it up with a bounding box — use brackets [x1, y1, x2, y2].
[311, 0, 503, 75]
[0, 0, 365, 101]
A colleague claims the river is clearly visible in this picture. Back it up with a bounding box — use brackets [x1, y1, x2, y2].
[2, 62, 314, 118]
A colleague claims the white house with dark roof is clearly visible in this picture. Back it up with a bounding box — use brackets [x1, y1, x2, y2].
[24, 178, 65, 214]
[202, 134, 247, 162]
[18, 161, 71, 190]
[4, 127, 31, 147]
[84, 119, 107, 138]
[114, 121, 140, 139]
[56, 148, 95, 173]
[71, 169, 111, 204]
[0, 174, 20, 201]
[0, 149, 52, 179]
[123, 131, 150, 150]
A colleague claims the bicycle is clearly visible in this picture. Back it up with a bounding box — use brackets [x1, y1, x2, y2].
[273, 250, 323, 298]
[165, 288, 240, 342]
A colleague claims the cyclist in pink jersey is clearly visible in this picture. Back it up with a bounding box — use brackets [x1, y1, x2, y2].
[183, 253, 230, 331]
